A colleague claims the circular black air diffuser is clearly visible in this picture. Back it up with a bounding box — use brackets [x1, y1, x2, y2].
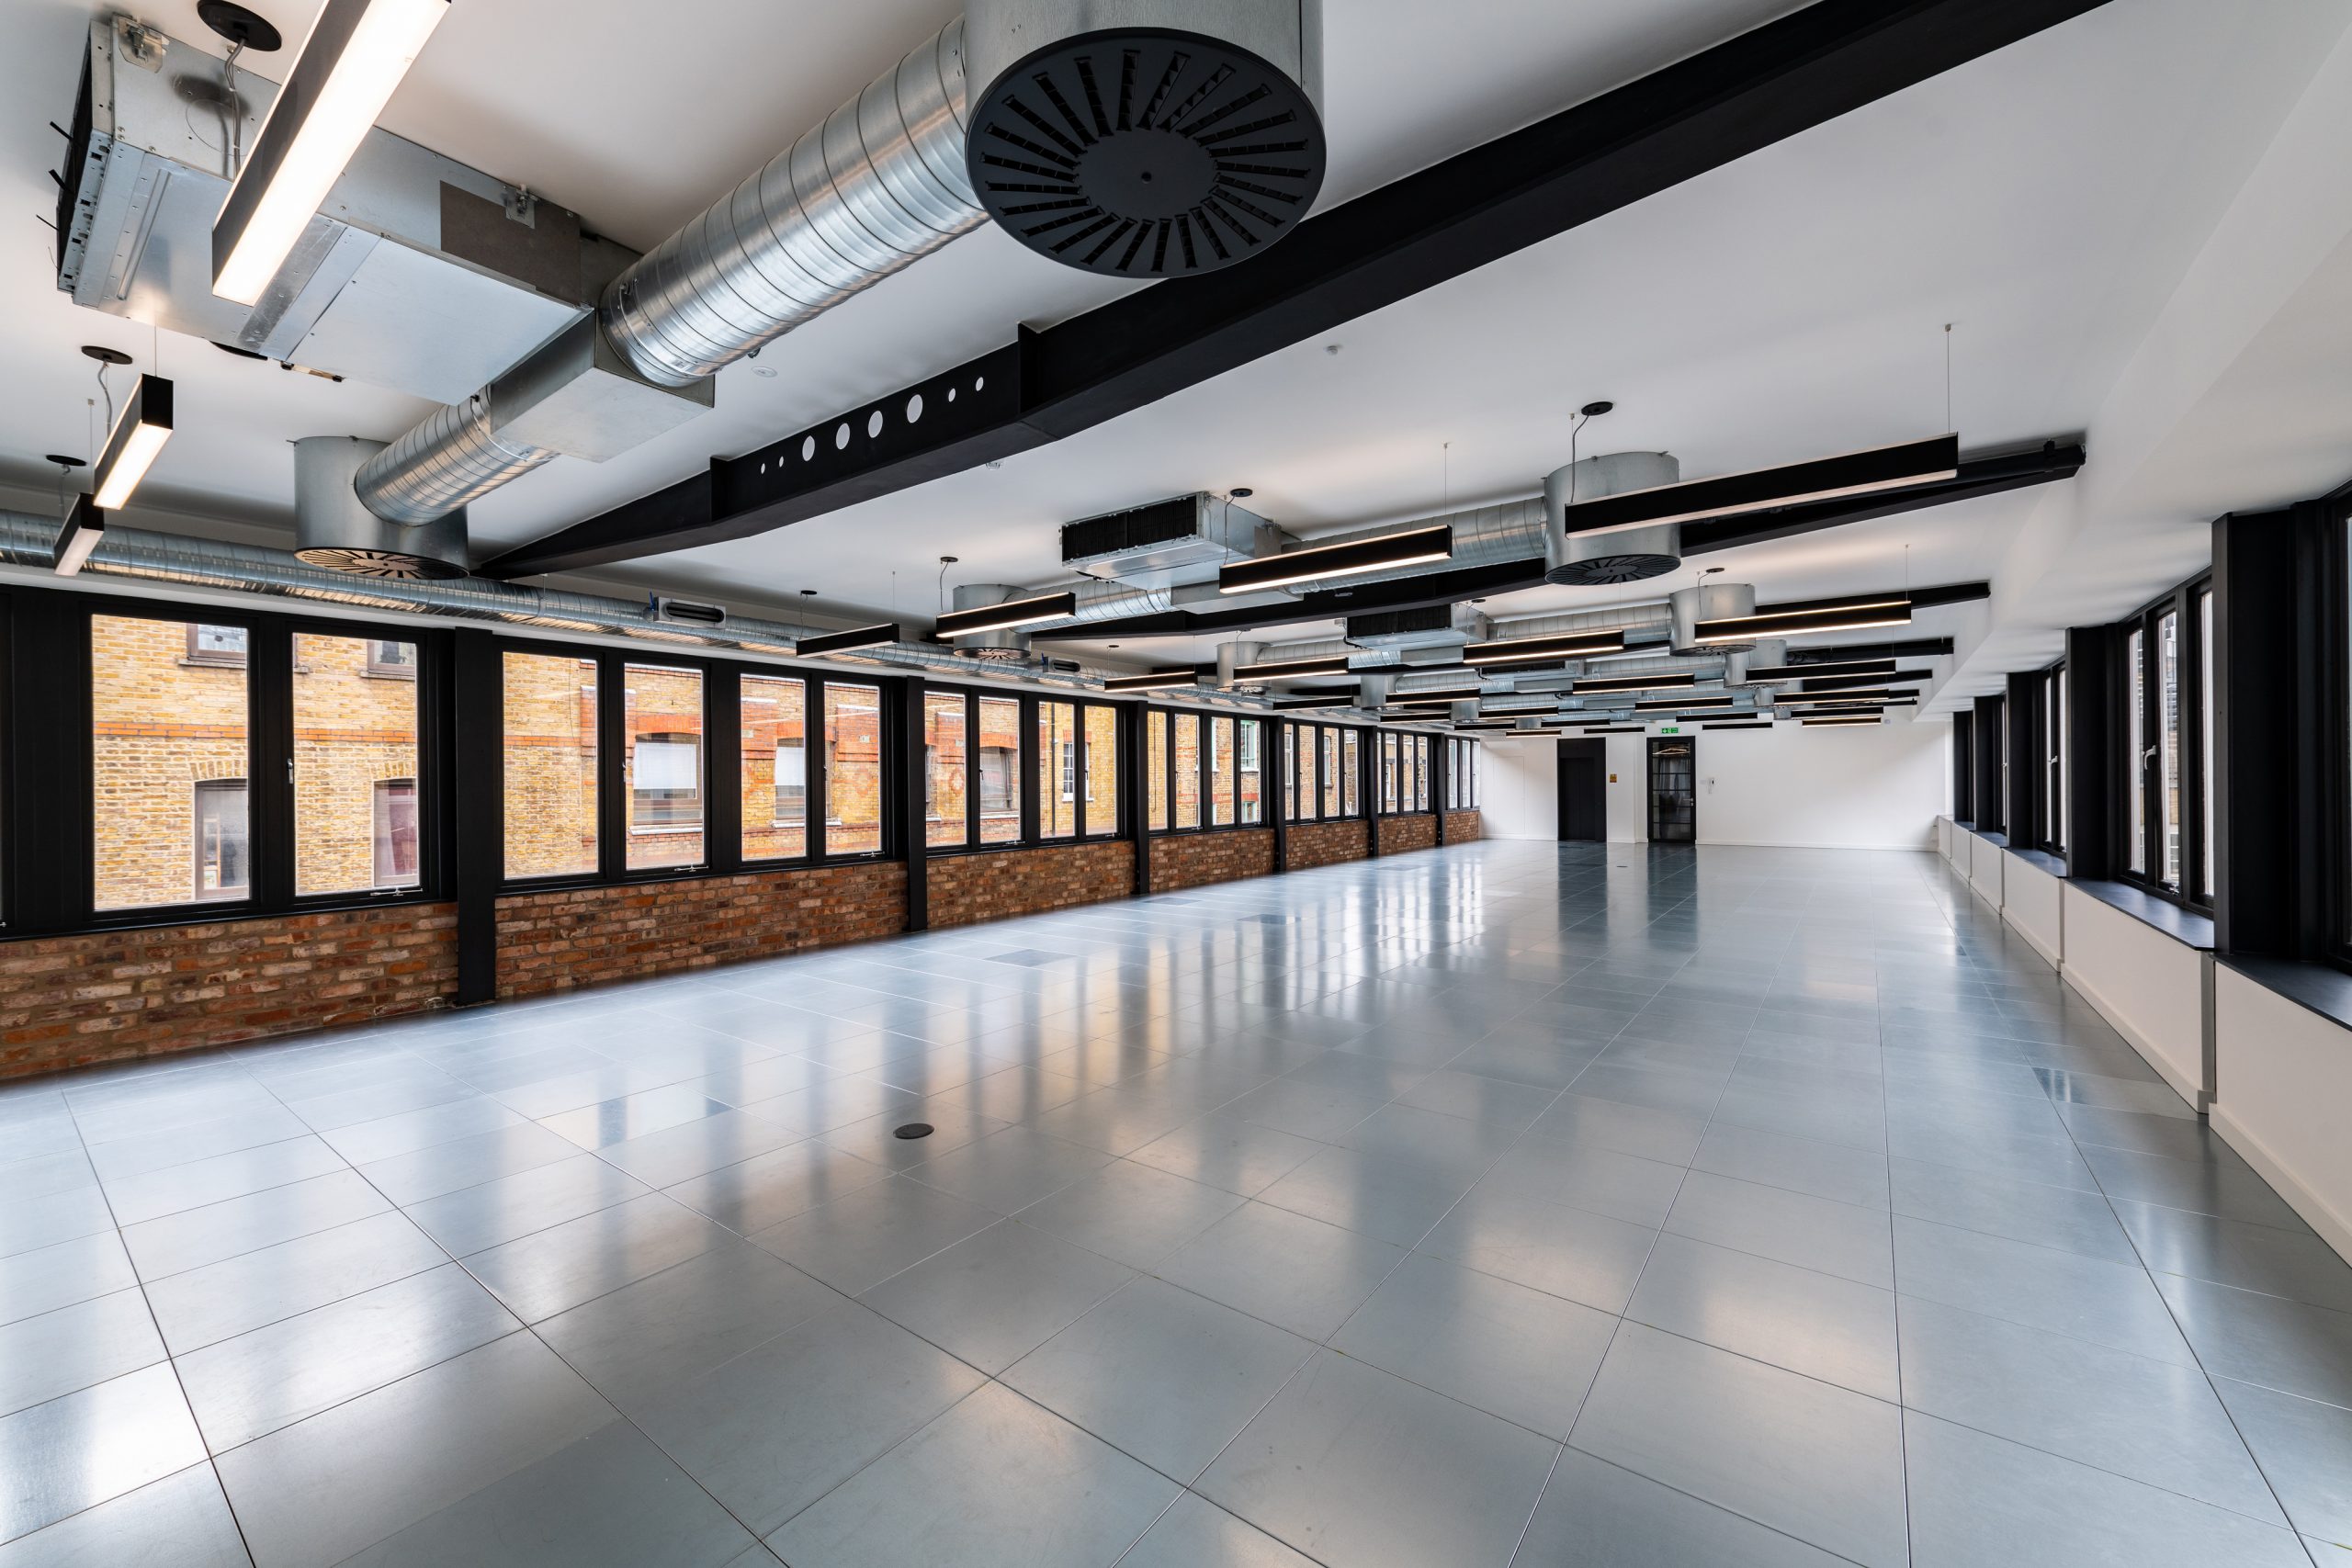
[966, 28, 1324, 276]
[1546, 553, 1682, 586]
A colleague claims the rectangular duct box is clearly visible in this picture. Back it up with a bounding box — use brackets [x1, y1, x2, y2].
[1344, 603, 1488, 651]
[1061, 493, 1267, 590]
[53, 17, 635, 402]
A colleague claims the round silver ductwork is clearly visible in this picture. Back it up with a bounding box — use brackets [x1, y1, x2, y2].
[949, 582, 1035, 662]
[293, 437, 469, 580]
[961, 0, 1326, 276]
[1669, 581, 1757, 653]
[1216, 641, 1269, 686]
[1544, 451, 1680, 585]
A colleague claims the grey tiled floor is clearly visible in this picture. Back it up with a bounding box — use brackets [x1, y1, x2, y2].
[5, 841, 2351, 1565]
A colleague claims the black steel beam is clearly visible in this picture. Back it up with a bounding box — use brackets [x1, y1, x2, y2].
[482, 0, 2109, 580]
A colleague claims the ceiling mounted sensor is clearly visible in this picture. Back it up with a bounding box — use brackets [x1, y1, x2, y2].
[1553, 434, 1961, 536]
[1669, 581, 1757, 652]
[1692, 594, 1914, 646]
[291, 436, 468, 578]
[1104, 668, 1204, 692]
[961, 0, 1326, 277]
[1544, 451, 1682, 584]
[212, 0, 453, 305]
[89, 375, 175, 512]
[792, 624, 902, 659]
[1219, 525, 1453, 595]
[1463, 629, 1628, 666]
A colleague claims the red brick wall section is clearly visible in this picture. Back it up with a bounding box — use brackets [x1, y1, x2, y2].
[0, 904, 458, 1079]
[1286, 818, 1371, 871]
[494, 860, 905, 999]
[929, 841, 1134, 930]
[1377, 814, 1440, 855]
[1150, 829, 1276, 893]
[1443, 810, 1483, 843]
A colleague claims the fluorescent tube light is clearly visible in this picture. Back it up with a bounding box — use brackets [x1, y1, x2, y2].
[1744, 657, 1896, 681]
[1571, 671, 1696, 695]
[1462, 629, 1628, 664]
[1103, 668, 1204, 692]
[214, 0, 452, 304]
[1632, 694, 1735, 711]
[89, 376, 175, 512]
[1692, 597, 1913, 646]
[1217, 525, 1453, 594]
[1796, 668, 1930, 693]
[1272, 694, 1360, 709]
[1235, 655, 1353, 680]
[1772, 687, 1907, 705]
[1803, 714, 1883, 726]
[1561, 434, 1959, 537]
[934, 590, 1078, 638]
[52, 496, 106, 576]
[792, 623, 901, 658]
[1702, 720, 1775, 730]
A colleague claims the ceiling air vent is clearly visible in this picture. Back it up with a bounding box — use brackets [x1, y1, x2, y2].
[1343, 603, 1487, 651]
[962, 0, 1326, 277]
[1061, 493, 1264, 589]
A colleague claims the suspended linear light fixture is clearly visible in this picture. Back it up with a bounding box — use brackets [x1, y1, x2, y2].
[1462, 628, 1628, 665]
[1570, 671, 1697, 695]
[1577, 726, 1645, 734]
[1771, 686, 1909, 705]
[1272, 694, 1361, 710]
[790, 623, 902, 658]
[1103, 668, 1207, 692]
[1235, 654, 1353, 681]
[89, 376, 175, 512]
[1691, 595, 1914, 646]
[1703, 720, 1775, 730]
[52, 496, 106, 576]
[1217, 525, 1453, 594]
[1633, 694, 1735, 711]
[1804, 714, 1884, 726]
[1744, 657, 1897, 681]
[1797, 668, 1931, 692]
[933, 591, 1078, 639]
[1560, 434, 1959, 536]
[213, 0, 453, 304]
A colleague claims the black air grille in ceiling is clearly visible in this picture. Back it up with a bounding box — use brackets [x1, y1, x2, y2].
[1060, 496, 1203, 562]
[1344, 604, 1455, 641]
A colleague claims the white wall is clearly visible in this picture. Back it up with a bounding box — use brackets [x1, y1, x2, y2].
[2002, 852, 2064, 966]
[1690, 721, 1949, 851]
[1477, 738, 1555, 840]
[2057, 886, 2209, 1110]
[2214, 969, 2352, 1263]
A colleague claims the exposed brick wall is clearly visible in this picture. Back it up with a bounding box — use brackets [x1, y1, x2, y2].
[1286, 818, 1370, 871]
[1150, 829, 1276, 893]
[0, 904, 458, 1079]
[494, 861, 905, 999]
[1443, 810, 1483, 843]
[929, 840, 1133, 929]
[1377, 813, 1439, 855]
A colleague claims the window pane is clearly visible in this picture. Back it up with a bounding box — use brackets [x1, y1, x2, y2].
[825, 683, 884, 855]
[1085, 705, 1118, 835]
[979, 697, 1022, 843]
[1342, 730, 1360, 817]
[1416, 737, 1431, 810]
[504, 650, 598, 879]
[926, 693, 968, 848]
[1321, 729, 1340, 818]
[1239, 720, 1263, 824]
[295, 633, 420, 895]
[1148, 711, 1170, 830]
[2199, 589, 2214, 900]
[93, 616, 251, 910]
[1207, 717, 1234, 826]
[2157, 611, 2182, 888]
[1040, 702, 1080, 839]
[741, 673, 807, 862]
[1383, 734, 1397, 811]
[625, 664, 703, 870]
[373, 780, 418, 886]
[2126, 628, 2145, 874]
[1281, 724, 1296, 820]
[1174, 714, 1201, 829]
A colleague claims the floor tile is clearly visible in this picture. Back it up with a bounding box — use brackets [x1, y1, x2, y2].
[2082, 1143, 2312, 1231]
[901, 1125, 1114, 1213]
[1158, 1201, 1408, 1340]
[534, 1241, 834, 1410]
[767, 1382, 1176, 1568]
[1894, 1213, 2195, 1365]
[1522, 1093, 1707, 1166]
[1664, 1170, 1893, 1289]
[1478, 1135, 1688, 1229]
[2157, 1272, 2352, 1407]
[104, 1137, 347, 1227]
[1199, 1349, 1560, 1568]
[400, 1152, 650, 1258]
[1627, 1232, 1898, 1401]
[2212, 1375, 2352, 1545]
[1117, 1493, 1321, 1568]
[1568, 1322, 1908, 1568]
[118, 1170, 389, 1280]
[747, 1174, 1002, 1295]
[0, 1288, 165, 1418]
[142, 1209, 446, 1354]
[0, 1461, 250, 1567]
[661, 1139, 893, 1235]
[357, 1123, 582, 1208]
[1012, 1159, 1247, 1269]
[1690, 1122, 1890, 1210]
[1002, 1276, 1311, 1480]
[1418, 1186, 1657, 1314]
[0, 1229, 138, 1325]
[0, 1364, 208, 1546]
[858, 1218, 1135, 1372]
[1256, 1145, 1480, 1247]
[1515, 1448, 1853, 1567]
[461, 1193, 728, 1323]
[1127, 1115, 1334, 1198]
[0, 1186, 116, 1262]
[1887, 1156, 2138, 1263]
[2114, 1197, 2352, 1312]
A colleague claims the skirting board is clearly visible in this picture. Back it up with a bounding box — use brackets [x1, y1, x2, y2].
[2059, 964, 2206, 1111]
[2004, 909, 2062, 968]
[2211, 1103, 2352, 1267]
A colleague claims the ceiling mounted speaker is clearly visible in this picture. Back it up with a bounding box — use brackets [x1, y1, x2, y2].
[292, 436, 469, 580]
[963, 0, 1326, 276]
[1544, 453, 1681, 584]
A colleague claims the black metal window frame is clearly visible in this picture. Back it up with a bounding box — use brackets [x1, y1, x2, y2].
[2110, 571, 2214, 910]
[1146, 705, 1269, 836]
[0, 586, 454, 938]
[916, 682, 1125, 856]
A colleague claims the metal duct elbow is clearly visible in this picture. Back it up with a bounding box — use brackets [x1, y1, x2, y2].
[355, 395, 556, 527]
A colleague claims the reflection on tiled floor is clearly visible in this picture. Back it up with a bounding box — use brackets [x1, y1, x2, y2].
[5, 842, 2350, 1566]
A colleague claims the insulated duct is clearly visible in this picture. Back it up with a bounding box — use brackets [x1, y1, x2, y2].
[1544, 452, 1681, 585]
[947, 582, 1036, 662]
[1670, 581, 1757, 651]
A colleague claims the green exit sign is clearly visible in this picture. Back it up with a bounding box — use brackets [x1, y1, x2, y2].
[1657, 726, 1682, 734]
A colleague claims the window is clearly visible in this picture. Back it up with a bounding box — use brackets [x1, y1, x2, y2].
[1085, 705, 1119, 835]
[925, 693, 968, 848]
[1039, 702, 1080, 840]
[978, 695, 1021, 842]
[2040, 664, 2064, 854]
[1295, 725, 1317, 820]
[1322, 728, 1340, 818]
[741, 673, 807, 861]
[366, 639, 417, 678]
[184, 623, 248, 667]
[1173, 714, 1201, 829]
[825, 683, 884, 855]
[1342, 729, 1360, 818]
[1416, 737, 1431, 810]
[1382, 733, 1398, 812]
[1467, 740, 1479, 808]
[372, 779, 419, 886]
[193, 779, 248, 900]
[1148, 710, 1170, 830]
[295, 633, 420, 896]
[1281, 723, 1296, 821]
[2118, 577, 2212, 905]
[94, 615, 252, 910]
[1238, 720, 1262, 824]
[625, 664, 703, 870]
[2126, 630, 2145, 874]
[2199, 585, 2214, 903]
[503, 650, 598, 880]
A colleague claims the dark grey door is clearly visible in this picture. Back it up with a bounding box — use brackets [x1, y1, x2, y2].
[1557, 739, 1606, 841]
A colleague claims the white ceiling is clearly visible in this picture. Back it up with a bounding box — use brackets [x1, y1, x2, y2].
[5, 0, 2346, 678]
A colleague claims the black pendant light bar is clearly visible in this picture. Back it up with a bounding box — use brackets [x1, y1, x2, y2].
[1796, 667, 1931, 692]
[933, 591, 1078, 638]
[1463, 629, 1629, 665]
[1563, 434, 1959, 537]
[1743, 657, 1895, 681]
[1633, 694, 1736, 711]
[1461, 654, 1575, 677]
[1237, 654, 1354, 681]
[1571, 671, 1697, 695]
[89, 375, 175, 513]
[792, 622, 903, 658]
[1217, 525, 1453, 595]
[52, 497, 107, 576]
[1772, 686, 1909, 705]
[1102, 668, 1207, 692]
[1692, 595, 1914, 646]
[1272, 694, 1363, 709]
[1804, 714, 1884, 726]
[1576, 727, 1646, 734]
[1702, 720, 1776, 729]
